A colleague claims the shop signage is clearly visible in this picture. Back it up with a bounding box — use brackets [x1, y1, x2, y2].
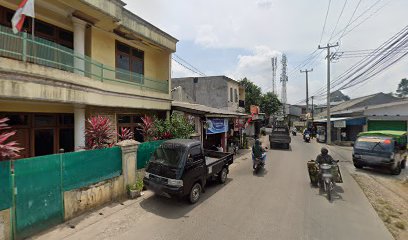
[334, 120, 346, 128]
[206, 118, 229, 134]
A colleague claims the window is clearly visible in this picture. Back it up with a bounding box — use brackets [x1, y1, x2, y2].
[234, 89, 238, 103]
[116, 41, 144, 83]
[117, 114, 145, 142]
[189, 146, 202, 162]
[230, 88, 233, 102]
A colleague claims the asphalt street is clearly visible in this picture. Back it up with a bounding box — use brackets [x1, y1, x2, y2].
[35, 136, 393, 240]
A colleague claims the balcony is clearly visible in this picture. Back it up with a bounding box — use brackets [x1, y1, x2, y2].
[0, 25, 168, 94]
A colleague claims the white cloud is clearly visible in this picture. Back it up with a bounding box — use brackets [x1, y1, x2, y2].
[124, 0, 408, 103]
[256, 0, 273, 9]
[227, 45, 282, 93]
[194, 25, 219, 48]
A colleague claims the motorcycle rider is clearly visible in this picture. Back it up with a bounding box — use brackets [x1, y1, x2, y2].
[315, 147, 337, 185]
[252, 139, 266, 169]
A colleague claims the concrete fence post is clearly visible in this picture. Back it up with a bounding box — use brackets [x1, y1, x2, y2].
[117, 140, 140, 188]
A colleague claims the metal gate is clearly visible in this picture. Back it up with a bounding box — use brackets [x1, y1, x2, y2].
[14, 154, 63, 239]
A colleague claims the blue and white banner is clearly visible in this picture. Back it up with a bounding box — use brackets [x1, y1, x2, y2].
[206, 118, 228, 134]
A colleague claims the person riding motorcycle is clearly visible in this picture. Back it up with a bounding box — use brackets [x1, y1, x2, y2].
[316, 147, 336, 165]
[252, 139, 266, 169]
[315, 147, 337, 185]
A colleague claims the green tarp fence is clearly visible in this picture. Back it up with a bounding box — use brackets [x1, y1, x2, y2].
[0, 160, 12, 211]
[137, 140, 166, 169]
[14, 154, 63, 239]
[63, 147, 122, 191]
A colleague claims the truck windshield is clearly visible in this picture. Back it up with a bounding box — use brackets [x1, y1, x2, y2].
[150, 145, 186, 168]
[354, 137, 394, 153]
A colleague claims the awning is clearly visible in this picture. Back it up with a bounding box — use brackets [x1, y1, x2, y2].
[313, 116, 366, 125]
[172, 101, 248, 118]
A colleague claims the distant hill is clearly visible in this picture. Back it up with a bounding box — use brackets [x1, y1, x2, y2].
[330, 90, 350, 102]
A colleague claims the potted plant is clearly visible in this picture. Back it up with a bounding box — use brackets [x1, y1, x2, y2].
[127, 177, 144, 199]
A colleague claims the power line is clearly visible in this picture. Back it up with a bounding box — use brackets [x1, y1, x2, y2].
[336, 0, 363, 42]
[319, 0, 332, 45]
[172, 57, 206, 77]
[173, 54, 207, 76]
[329, 0, 348, 41]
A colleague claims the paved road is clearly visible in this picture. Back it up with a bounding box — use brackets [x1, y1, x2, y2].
[36, 136, 393, 240]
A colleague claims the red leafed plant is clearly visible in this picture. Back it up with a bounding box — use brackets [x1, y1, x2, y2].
[137, 115, 156, 141]
[85, 115, 115, 150]
[0, 118, 23, 161]
[118, 127, 134, 141]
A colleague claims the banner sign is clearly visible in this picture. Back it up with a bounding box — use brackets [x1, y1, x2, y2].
[334, 120, 346, 128]
[206, 118, 229, 134]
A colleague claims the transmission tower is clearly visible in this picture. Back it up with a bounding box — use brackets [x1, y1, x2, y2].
[271, 57, 277, 95]
[280, 54, 288, 115]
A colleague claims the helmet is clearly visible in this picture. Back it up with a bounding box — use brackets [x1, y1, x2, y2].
[321, 147, 328, 155]
[255, 139, 261, 145]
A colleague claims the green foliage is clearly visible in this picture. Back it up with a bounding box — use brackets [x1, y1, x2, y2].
[139, 113, 195, 141]
[396, 78, 408, 97]
[240, 78, 281, 115]
[240, 77, 262, 112]
[127, 176, 144, 191]
[260, 92, 281, 116]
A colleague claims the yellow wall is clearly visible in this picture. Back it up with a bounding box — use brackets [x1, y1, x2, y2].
[90, 27, 171, 82]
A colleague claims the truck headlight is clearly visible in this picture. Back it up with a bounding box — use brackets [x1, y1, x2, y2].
[144, 172, 150, 179]
[167, 179, 183, 187]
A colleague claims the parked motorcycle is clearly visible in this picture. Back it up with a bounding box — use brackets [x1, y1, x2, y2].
[304, 134, 311, 142]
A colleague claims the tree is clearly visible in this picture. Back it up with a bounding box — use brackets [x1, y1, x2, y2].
[396, 78, 408, 97]
[240, 77, 262, 112]
[260, 92, 281, 116]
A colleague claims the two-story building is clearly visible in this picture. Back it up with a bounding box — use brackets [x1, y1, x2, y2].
[0, 0, 177, 158]
[172, 76, 246, 113]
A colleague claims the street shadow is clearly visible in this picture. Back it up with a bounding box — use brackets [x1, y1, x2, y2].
[317, 184, 345, 202]
[140, 178, 233, 219]
[252, 168, 268, 177]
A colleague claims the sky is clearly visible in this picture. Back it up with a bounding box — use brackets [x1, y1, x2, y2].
[123, 0, 408, 104]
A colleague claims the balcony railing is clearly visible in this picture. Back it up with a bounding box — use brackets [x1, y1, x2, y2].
[0, 25, 169, 94]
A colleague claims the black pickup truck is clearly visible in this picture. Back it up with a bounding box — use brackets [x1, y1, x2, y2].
[143, 139, 234, 203]
[269, 126, 291, 149]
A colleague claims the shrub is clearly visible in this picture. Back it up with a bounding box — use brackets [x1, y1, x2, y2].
[118, 127, 134, 141]
[127, 176, 144, 191]
[85, 115, 115, 149]
[0, 118, 23, 160]
[138, 115, 156, 142]
[138, 113, 194, 141]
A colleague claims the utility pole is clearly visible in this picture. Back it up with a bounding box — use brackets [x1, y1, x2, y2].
[318, 43, 339, 145]
[311, 96, 314, 122]
[280, 54, 288, 117]
[300, 68, 313, 115]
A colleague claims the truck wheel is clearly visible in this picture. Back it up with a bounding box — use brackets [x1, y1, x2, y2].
[189, 183, 202, 204]
[391, 163, 402, 175]
[219, 168, 228, 184]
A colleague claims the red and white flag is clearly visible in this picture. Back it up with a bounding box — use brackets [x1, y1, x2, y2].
[11, 0, 35, 34]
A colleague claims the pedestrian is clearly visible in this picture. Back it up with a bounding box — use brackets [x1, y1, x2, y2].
[217, 144, 224, 152]
[341, 131, 346, 141]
